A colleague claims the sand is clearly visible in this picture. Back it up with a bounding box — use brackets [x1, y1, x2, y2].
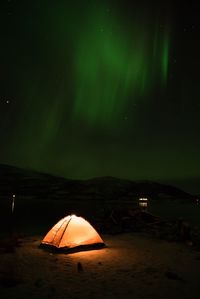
[1, 233, 200, 299]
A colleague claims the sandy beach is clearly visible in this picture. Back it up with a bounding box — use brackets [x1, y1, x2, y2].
[1, 233, 200, 299]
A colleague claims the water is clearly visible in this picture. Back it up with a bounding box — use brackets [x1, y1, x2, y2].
[149, 200, 200, 227]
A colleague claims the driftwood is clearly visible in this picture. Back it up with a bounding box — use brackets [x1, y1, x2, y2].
[100, 208, 163, 234]
[97, 207, 198, 247]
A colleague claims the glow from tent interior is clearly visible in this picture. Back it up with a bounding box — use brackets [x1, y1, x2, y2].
[42, 214, 104, 249]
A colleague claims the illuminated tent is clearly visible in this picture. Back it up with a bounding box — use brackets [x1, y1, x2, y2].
[40, 215, 105, 252]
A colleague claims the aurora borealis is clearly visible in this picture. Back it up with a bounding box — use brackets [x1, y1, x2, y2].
[1, 0, 200, 192]
[72, 2, 170, 126]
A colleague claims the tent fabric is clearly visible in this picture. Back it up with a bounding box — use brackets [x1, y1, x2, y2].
[41, 215, 104, 250]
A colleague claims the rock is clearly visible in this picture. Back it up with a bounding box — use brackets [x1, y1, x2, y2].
[165, 271, 184, 282]
[77, 262, 83, 272]
[34, 278, 44, 287]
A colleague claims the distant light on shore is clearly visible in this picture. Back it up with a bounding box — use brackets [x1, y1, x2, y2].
[139, 198, 148, 210]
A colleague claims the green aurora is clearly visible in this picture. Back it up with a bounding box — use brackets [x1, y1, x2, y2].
[72, 3, 170, 126]
[2, 0, 200, 192]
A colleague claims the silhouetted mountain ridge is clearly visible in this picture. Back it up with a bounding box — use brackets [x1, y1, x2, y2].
[0, 164, 195, 202]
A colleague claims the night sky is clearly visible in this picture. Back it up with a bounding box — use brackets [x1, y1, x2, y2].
[1, 0, 200, 192]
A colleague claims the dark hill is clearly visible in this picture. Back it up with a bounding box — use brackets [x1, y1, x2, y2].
[0, 164, 195, 202]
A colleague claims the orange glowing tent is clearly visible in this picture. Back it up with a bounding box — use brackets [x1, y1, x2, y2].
[40, 215, 105, 252]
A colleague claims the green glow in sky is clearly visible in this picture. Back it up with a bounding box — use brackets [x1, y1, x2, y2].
[7, 1, 200, 188]
[71, 3, 170, 126]
[161, 32, 170, 84]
